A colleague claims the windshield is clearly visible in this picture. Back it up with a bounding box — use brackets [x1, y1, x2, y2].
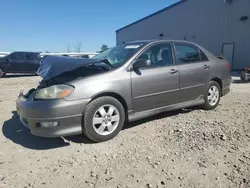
[92, 42, 147, 68]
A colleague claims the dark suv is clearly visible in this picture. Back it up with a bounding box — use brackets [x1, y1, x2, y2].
[0, 52, 41, 77]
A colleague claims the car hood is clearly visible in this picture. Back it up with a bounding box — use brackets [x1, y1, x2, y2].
[36, 55, 101, 80]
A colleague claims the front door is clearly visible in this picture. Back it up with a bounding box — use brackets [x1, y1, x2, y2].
[222, 43, 234, 70]
[174, 42, 210, 102]
[9, 52, 26, 73]
[131, 42, 179, 112]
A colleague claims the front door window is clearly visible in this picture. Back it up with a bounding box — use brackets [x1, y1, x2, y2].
[137, 43, 174, 68]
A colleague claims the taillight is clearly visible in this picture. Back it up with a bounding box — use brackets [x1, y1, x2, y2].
[227, 63, 230, 71]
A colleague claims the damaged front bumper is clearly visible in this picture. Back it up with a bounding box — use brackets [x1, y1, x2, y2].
[16, 89, 91, 137]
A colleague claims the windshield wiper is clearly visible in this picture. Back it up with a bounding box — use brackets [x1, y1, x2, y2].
[99, 59, 114, 69]
[87, 59, 114, 70]
[85, 64, 110, 71]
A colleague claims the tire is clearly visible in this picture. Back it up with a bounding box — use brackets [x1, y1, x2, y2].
[0, 68, 5, 78]
[82, 96, 125, 142]
[240, 70, 248, 82]
[202, 81, 221, 110]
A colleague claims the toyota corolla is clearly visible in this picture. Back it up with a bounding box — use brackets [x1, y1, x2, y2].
[16, 40, 231, 142]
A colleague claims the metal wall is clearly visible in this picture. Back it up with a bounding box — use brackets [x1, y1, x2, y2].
[116, 0, 250, 70]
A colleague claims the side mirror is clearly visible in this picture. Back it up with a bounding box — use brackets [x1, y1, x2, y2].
[133, 59, 151, 70]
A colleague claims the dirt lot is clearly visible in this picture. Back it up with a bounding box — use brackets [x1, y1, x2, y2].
[0, 75, 249, 188]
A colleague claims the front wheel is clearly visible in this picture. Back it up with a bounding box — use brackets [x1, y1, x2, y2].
[0, 68, 5, 78]
[202, 81, 221, 110]
[82, 96, 125, 142]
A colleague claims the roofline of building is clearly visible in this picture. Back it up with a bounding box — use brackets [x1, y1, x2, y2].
[116, 0, 188, 32]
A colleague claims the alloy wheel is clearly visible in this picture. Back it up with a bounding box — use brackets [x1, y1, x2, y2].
[241, 71, 248, 82]
[92, 104, 120, 136]
[208, 85, 219, 106]
[0, 69, 5, 78]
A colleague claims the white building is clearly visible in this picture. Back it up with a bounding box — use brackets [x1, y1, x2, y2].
[116, 0, 250, 70]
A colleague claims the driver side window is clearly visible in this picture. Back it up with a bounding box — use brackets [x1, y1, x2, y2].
[137, 43, 173, 68]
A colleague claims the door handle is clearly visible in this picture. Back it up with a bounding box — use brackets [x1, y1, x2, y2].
[204, 64, 210, 69]
[169, 69, 178, 74]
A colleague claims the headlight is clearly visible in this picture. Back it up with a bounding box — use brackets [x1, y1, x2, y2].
[34, 85, 74, 100]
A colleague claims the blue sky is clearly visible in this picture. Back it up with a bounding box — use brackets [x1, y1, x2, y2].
[0, 0, 178, 52]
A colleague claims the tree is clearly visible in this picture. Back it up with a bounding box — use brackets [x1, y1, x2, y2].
[74, 40, 82, 52]
[66, 44, 71, 53]
[100, 44, 108, 52]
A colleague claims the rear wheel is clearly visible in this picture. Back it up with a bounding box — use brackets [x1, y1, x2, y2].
[240, 70, 248, 82]
[82, 96, 125, 142]
[0, 68, 5, 78]
[202, 81, 221, 110]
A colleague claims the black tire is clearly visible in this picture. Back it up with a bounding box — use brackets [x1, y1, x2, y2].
[82, 96, 125, 142]
[0, 68, 5, 78]
[240, 70, 248, 82]
[202, 81, 221, 110]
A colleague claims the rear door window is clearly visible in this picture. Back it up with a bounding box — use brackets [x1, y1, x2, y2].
[174, 43, 201, 64]
[26, 53, 39, 61]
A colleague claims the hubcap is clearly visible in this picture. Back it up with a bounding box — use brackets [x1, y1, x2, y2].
[0, 69, 4, 77]
[208, 85, 219, 106]
[243, 72, 247, 81]
[92, 104, 120, 136]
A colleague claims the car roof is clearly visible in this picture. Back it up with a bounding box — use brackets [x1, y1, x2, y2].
[12, 51, 40, 54]
[123, 40, 214, 58]
[125, 39, 197, 45]
[125, 40, 155, 44]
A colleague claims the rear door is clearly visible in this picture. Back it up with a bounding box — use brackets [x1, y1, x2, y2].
[174, 42, 210, 102]
[25, 53, 40, 72]
[131, 42, 180, 112]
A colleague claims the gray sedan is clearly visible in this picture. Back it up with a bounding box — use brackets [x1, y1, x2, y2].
[16, 40, 231, 142]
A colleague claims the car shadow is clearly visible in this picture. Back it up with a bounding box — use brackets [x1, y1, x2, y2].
[2, 111, 95, 150]
[64, 135, 95, 144]
[2, 108, 196, 149]
[232, 79, 249, 84]
[64, 108, 193, 143]
[123, 108, 195, 130]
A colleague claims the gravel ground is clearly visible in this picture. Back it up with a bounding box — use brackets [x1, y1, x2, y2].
[0, 74, 249, 188]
